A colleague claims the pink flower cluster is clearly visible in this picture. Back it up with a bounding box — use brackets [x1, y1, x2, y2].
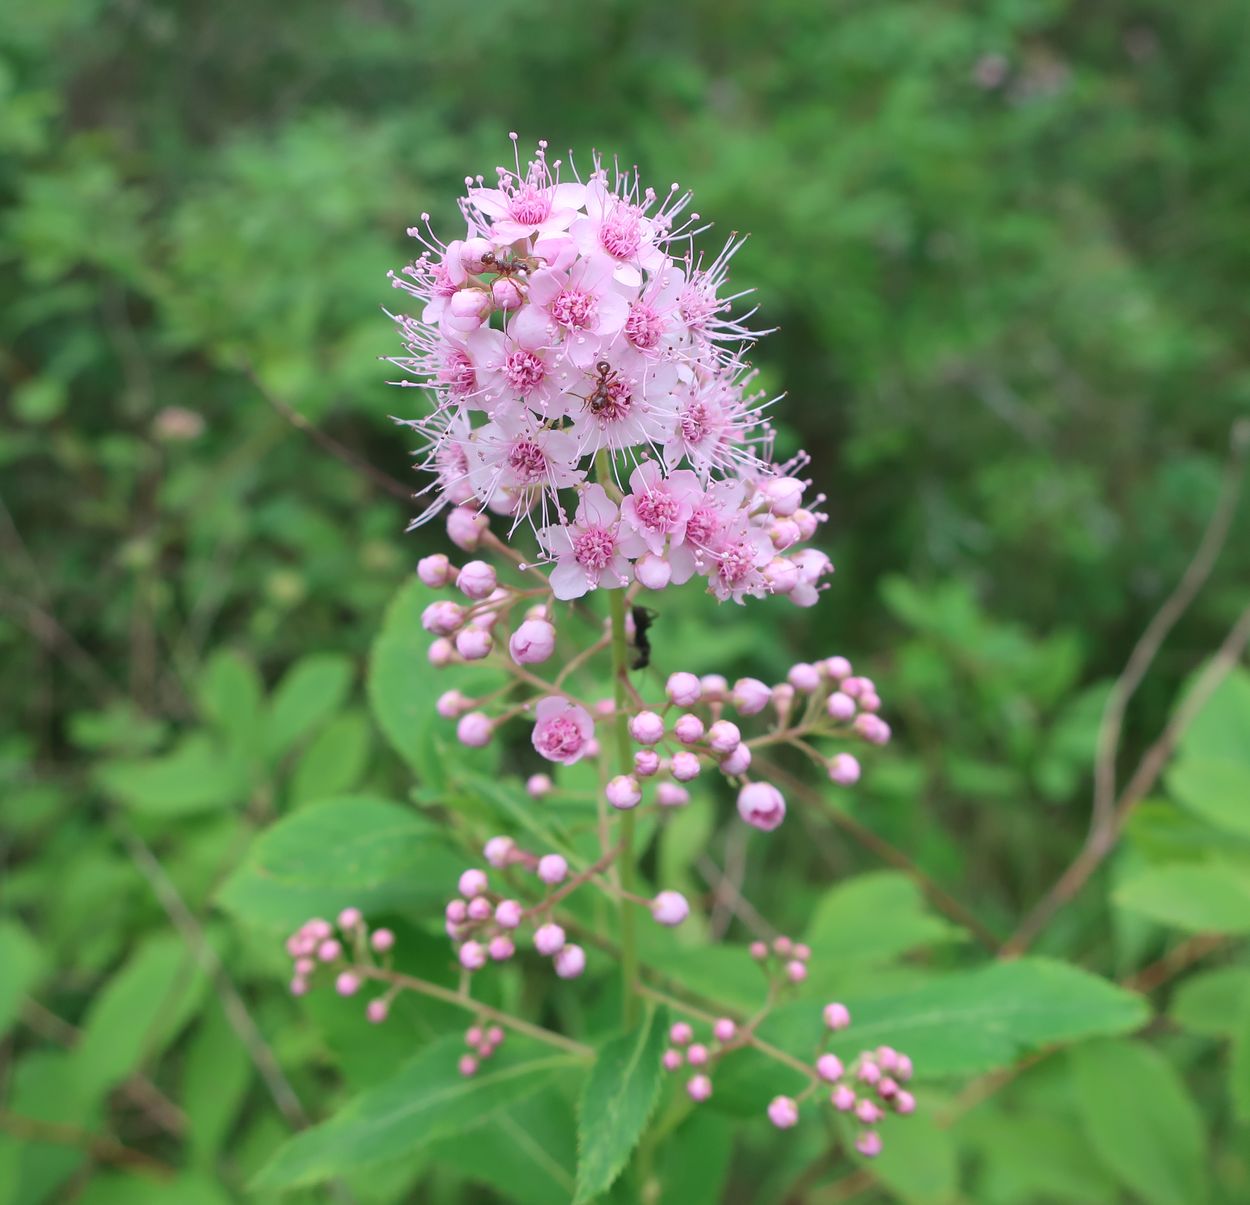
[458, 1022, 506, 1078]
[284, 907, 395, 1023]
[388, 136, 832, 605]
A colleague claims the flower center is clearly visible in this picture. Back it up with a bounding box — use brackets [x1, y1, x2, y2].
[539, 716, 584, 758]
[600, 204, 643, 259]
[685, 505, 720, 547]
[625, 302, 662, 350]
[550, 289, 597, 330]
[442, 351, 476, 396]
[507, 439, 547, 482]
[634, 490, 679, 531]
[503, 350, 545, 394]
[680, 402, 709, 443]
[592, 378, 633, 424]
[573, 526, 617, 571]
[508, 184, 551, 226]
[716, 540, 755, 585]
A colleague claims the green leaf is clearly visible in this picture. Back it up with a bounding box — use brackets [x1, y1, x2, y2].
[1176, 667, 1250, 764]
[1232, 990, 1250, 1123]
[289, 709, 372, 804]
[759, 958, 1149, 1079]
[96, 733, 250, 816]
[1116, 862, 1250, 933]
[1167, 755, 1250, 837]
[1069, 1038, 1207, 1205]
[267, 652, 354, 758]
[217, 794, 459, 930]
[251, 1037, 578, 1190]
[74, 934, 206, 1099]
[182, 998, 252, 1168]
[853, 1108, 957, 1204]
[655, 1109, 732, 1205]
[197, 649, 264, 756]
[574, 1005, 668, 1204]
[0, 919, 44, 1040]
[1168, 966, 1250, 1037]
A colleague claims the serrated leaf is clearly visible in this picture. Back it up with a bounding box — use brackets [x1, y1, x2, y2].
[216, 794, 459, 930]
[1169, 966, 1250, 1037]
[0, 919, 44, 1040]
[1069, 1038, 1207, 1205]
[251, 1037, 578, 1190]
[1116, 862, 1250, 933]
[267, 652, 354, 758]
[574, 1006, 668, 1203]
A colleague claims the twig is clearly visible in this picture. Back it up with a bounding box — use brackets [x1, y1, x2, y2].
[1091, 419, 1249, 835]
[697, 851, 777, 942]
[0, 1109, 174, 1179]
[1003, 601, 1250, 956]
[1122, 933, 1228, 995]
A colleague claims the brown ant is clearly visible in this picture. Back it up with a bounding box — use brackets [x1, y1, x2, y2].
[480, 251, 533, 279]
[584, 360, 623, 415]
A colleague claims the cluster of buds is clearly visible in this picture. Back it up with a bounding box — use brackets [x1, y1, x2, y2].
[284, 907, 395, 1023]
[446, 839, 692, 981]
[458, 1022, 507, 1077]
[388, 136, 833, 606]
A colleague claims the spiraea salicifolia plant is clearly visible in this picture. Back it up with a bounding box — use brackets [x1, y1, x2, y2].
[284, 136, 916, 1183]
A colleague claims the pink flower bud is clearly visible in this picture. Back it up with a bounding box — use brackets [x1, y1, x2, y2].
[662, 1049, 684, 1071]
[787, 662, 821, 693]
[417, 553, 452, 587]
[858, 1060, 882, 1085]
[832, 1085, 857, 1111]
[785, 959, 807, 983]
[446, 506, 488, 551]
[526, 773, 553, 797]
[749, 940, 769, 960]
[794, 943, 811, 961]
[732, 677, 771, 715]
[737, 782, 786, 831]
[877, 1077, 899, 1099]
[495, 899, 522, 929]
[651, 890, 690, 927]
[826, 692, 856, 722]
[534, 923, 566, 956]
[459, 1054, 479, 1077]
[606, 774, 641, 810]
[823, 1002, 851, 1030]
[457, 712, 493, 747]
[687, 1074, 712, 1102]
[671, 751, 701, 782]
[366, 999, 389, 1024]
[713, 1018, 736, 1042]
[554, 943, 585, 979]
[491, 278, 523, 310]
[895, 1054, 913, 1081]
[763, 557, 800, 594]
[767, 1096, 799, 1129]
[455, 628, 493, 660]
[707, 719, 741, 755]
[428, 637, 454, 666]
[656, 782, 689, 808]
[488, 936, 515, 961]
[459, 941, 487, 971]
[467, 896, 492, 921]
[306, 918, 332, 940]
[458, 869, 489, 898]
[290, 977, 309, 996]
[634, 552, 673, 590]
[466, 1026, 483, 1047]
[773, 936, 793, 956]
[446, 899, 468, 923]
[674, 714, 705, 744]
[371, 928, 395, 952]
[634, 749, 661, 777]
[670, 1021, 694, 1045]
[763, 476, 805, 516]
[336, 971, 360, 996]
[686, 1043, 709, 1066]
[700, 674, 728, 699]
[487, 1025, 504, 1046]
[793, 508, 820, 539]
[856, 1100, 883, 1125]
[537, 854, 568, 885]
[855, 714, 891, 745]
[720, 743, 752, 776]
[437, 690, 468, 718]
[842, 676, 865, 698]
[770, 518, 802, 550]
[771, 682, 795, 716]
[855, 1131, 883, 1158]
[455, 560, 497, 600]
[666, 672, 702, 706]
[825, 656, 852, 679]
[629, 710, 665, 745]
[449, 287, 491, 322]
[509, 618, 556, 664]
[294, 958, 315, 976]
[828, 753, 861, 786]
[816, 1054, 844, 1082]
[484, 836, 515, 868]
[422, 600, 465, 635]
[894, 1090, 916, 1114]
[459, 237, 494, 273]
[317, 939, 341, 962]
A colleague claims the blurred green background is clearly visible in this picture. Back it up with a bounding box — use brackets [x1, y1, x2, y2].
[4, 0, 1250, 1201]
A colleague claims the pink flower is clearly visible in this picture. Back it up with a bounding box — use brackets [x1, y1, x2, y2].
[509, 618, 557, 665]
[619, 460, 701, 579]
[767, 1096, 799, 1129]
[531, 697, 595, 765]
[538, 485, 633, 600]
[466, 139, 587, 244]
[737, 781, 786, 831]
[570, 177, 670, 285]
[512, 255, 629, 366]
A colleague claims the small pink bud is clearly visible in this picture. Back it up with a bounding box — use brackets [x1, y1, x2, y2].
[895, 1054, 913, 1081]
[629, 710, 666, 745]
[793, 507, 820, 539]
[826, 692, 856, 722]
[720, 744, 752, 775]
[634, 749, 661, 777]
[455, 628, 492, 660]
[859, 691, 881, 712]
[662, 1049, 683, 1071]
[459, 941, 487, 971]
[305, 918, 332, 940]
[509, 618, 556, 664]
[773, 936, 793, 956]
[771, 517, 802, 550]
[294, 957, 315, 976]
[484, 836, 515, 868]
[787, 662, 821, 693]
[670, 1022, 694, 1046]
[794, 943, 811, 961]
[666, 672, 702, 706]
[445, 899, 468, 924]
[467, 896, 492, 921]
[449, 287, 491, 322]
[828, 753, 861, 786]
[487, 1026, 504, 1046]
[737, 782, 786, 831]
[816, 1054, 844, 1082]
[831, 1085, 856, 1111]
[706, 719, 741, 755]
[422, 600, 465, 635]
[371, 928, 395, 952]
[456, 560, 497, 600]
[537, 854, 568, 884]
[656, 782, 689, 807]
[687, 1074, 713, 1102]
[785, 959, 807, 983]
[749, 940, 769, 960]
[491, 278, 523, 310]
[488, 936, 515, 961]
[855, 714, 892, 745]
[877, 1077, 899, 1099]
[876, 1046, 898, 1072]
[732, 677, 772, 715]
[762, 557, 800, 594]
[534, 923, 566, 956]
[553, 943, 585, 979]
[459, 1054, 479, 1077]
[634, 552, 673, 590]
[335, 971, 360, 997]
[446, 506, 488, 551]
[763, 476, 805, 516]
[290, 977, 309, 996]
[526, 773, 553, 798]
[670, 751, 701, 782]
[767, 1095, 799, 1129]
[651, 890, 690, 927]
[458, 869, 489, 898]
[858, 1061, 882, 1085]
[771, 683, 795, 715]
[894, 1089, 916, 1114]
[825, 656, 852, 679]
[437, 689, 467, 718]
[713, 1018, 737, 1043]
[495, 899, 522, 929]
[842, 676, 866, 698]
[457, 712, 493, 747]
[459, 236, 494, 273]
[686, 1043, 709, 1066]
[417, 553, 452, 587]
[606, 774, 642, 810]
[673, 714, 705, 744]
[317, 939, 341, 962]
[855, 1130, 883, 1158]
[823, 1002, 851, 1030]
[366, 999, 389, 1024]
[856, 1100, 883, 1125]
[466, 1025, 483, 1046]
[428, 637, 454, 666]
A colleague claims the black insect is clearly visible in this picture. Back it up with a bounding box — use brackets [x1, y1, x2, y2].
[585, 360, 618, 415]
[630, 605, 658, 671]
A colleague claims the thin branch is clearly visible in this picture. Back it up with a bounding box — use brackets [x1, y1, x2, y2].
[0, 1109, 174, 1179]
[1122, 933, 1228, 995]
[1003, 601, 1250, 956]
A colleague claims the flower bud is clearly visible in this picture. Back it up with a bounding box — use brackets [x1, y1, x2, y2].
[491, 278, 523, 310]
[826, 692, 856, 721]
[455, 628, 493, 660]
[634, 749, 661, 777]
[700, 674, 728, 700]
[509, 618, 556, 664]
[656, 782, 689, 808]
[336, 971, 360, 996]
[651, 890, 690, 927]
[856, 1100, 883, 1124]
[537, 854, 568, 885]
[526, 773, 552, 798]
[816, 1054, 844, 1082]
[673, 714, 705, 744]
[762, 476, 805, 516]
[371, 928, 395, 952]
[770, 518, 802, 550]
[456, 560, 497, 600]
[422, 600, 465, 635]
[793, 507, 820, 539]
[417, 553, 452, 587]
[894, 1090, 916, 1114]
[762, 557, 800, 595]
[428, 638, 454, 666]
[459, 237, 494, 274]
[366, 999, 389, 1024]
[787, 662, 821, 693]
[831, 1084, 856, 1111]
[687, 1074, 712, 1102]
[458, 869, 489, 898]
[318, 939, 341, 962]
[459, 941, 487, 971]
[446, 506, 488, 551]
[488, 935, 515, 961]
[720, 743, 752, 776]
[713, 1018, 736, 1043]
[628, 710, 665, 745]
[785, 959, 807, 983]
[666, 672, 702, 706]
[737, 782, 786, 831]
[554, 943, 586, 979]
[767, 1096, 799, 1129]
[483, 835, 515, 868]
[449, 287, 491, 321]
[828, 753, 861, 785]
[662, 1049, 683, 1071]
[707, 719, 741, 755]
[856, 1131, 883, 1158]
[467, 896, 492, 921]
[459, 1054, 479, 1077]
[823, 1002, 851, 1030]
[495, 899, 522, 929]
[457, 712, 493, 747]
[825, 655, 852, 679]
[670, 751, 701, 782]
[686, 1043, 708, 1066]
[732, 677, 771, 715]
[606, 774, 641, 810]
[437, 690, 468, 718]
[634, 552, 673, 590]
[534, 923, 566, 956]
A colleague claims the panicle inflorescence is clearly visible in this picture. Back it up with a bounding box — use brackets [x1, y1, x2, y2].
[388, 135, 833, 606]
[284, 907, 396, 1023]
